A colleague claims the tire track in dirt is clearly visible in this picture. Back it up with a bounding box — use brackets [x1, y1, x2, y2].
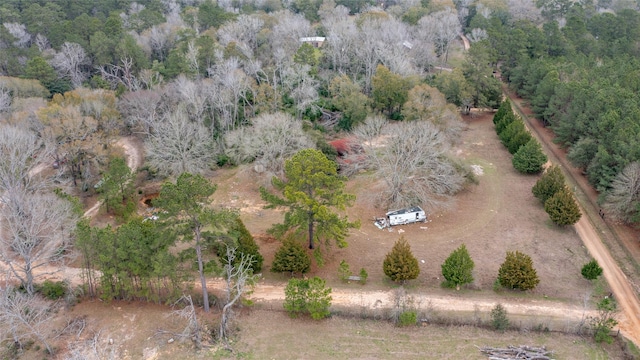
[207, 279, 593, 326]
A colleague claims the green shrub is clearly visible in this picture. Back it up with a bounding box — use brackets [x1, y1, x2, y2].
[271, 237, 311, 275]
[383, 236, 420, 283]
[40, 280, 66, 300]
[512, 139, 547, 174]
[493, 99, 513, 125]
[498, 251, 540, 291]
[532, 165, 566, 204]
[338, 260, 351, 282]
[398, 311, 417, 327]
[581, 260, 603, 280]
[591, 297, 617, 344]
[441, 244, 474, 290]
[544, 187, 581, 226]
[491, 303, 509, 331]
[284, 277, 332, 320]
[359, 268, 368, 285]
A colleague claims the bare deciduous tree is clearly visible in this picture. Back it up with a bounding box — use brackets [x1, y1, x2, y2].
[0, 124, 49, 193]
[321, 8, 357, 75]
[419, 8, 461, 65]
[224, 112, 314, 176]
[0, 287, 55, 354]
[356, 119, 466, 209]
[466, 28, 488, 43]
[170, 295, 204, 349]
[3, 23, 31, 48]
[145, 109, 217, 177]
[118, 89, 164, 135]
[219, 246, 258, 343]
[508, 0, 543, 24]
[217, 14, 264, 56]
[168, 76, 212, 125]
[34, 33, 50, 52]
[604, 161, 640, 224]
[49, 42, 89, 88]
[99, 57, 142, 92]
[270, 10, 312, 59]
[402, 84, 465, 141]
[0, 189, 77, 295]
[39, 103, 108, 187]
[209, 58, 255, 129]
[0, 88, 11, 114]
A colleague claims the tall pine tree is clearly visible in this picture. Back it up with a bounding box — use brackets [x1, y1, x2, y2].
[260, 149, 359, 253]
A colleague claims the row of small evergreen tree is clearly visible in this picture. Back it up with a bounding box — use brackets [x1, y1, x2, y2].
[494, 100, 581, 226]
[382, 238, 539, 291]
[493, 100, 547, 174]
[532, 165, 582, 226]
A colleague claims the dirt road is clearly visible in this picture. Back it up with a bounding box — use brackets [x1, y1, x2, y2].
[507, 91, 640, 346]
[575, 217, 640, 344]
[207, 279, 593, 329]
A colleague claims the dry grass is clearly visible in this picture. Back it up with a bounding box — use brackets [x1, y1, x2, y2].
[223, 309, 624, 360]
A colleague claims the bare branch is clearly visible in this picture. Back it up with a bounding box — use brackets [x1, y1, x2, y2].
[0, 288, 55, 354]
[145, 109, 218, 177]
[604, 161, 640, 224]
[356, 120, 466, 210]
[219, 246, 259, 343]
[224, 112, 315, 177]
[49, 42, 89, 88]
[0, 189, 77, 295]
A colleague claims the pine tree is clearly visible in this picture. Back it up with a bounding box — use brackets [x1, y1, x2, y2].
[271, 237, 311, 275]
[260, 148, 359, 252]
[283, 277, 332, 320]
[498, 251, 540, 291]
[491, 303, 509, 331]
[544, 187, 582, 225]
[512, 139, 548, 174]
[383, 237, 420, 284]
[532, 165, 566, 204]
[441, 244, 474, 289]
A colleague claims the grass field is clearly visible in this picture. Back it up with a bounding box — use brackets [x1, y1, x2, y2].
[220, 309, 624, 360]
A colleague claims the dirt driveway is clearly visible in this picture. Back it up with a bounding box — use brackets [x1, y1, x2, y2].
[507, 91, 640, 346]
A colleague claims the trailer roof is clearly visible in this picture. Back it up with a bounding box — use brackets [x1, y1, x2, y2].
[386, 206, 424, 216]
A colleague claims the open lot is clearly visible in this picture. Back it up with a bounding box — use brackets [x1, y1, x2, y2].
[216, 111, 599, 306]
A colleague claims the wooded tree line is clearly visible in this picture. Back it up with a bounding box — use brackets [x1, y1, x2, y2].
[465, 1, 640, 224]
[0, 0, 484, 213]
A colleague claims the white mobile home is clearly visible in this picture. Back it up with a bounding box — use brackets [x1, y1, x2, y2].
[374, 206, 427, 229]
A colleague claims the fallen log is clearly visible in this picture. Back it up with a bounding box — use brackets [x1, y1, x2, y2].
[478, 345, 554, 360]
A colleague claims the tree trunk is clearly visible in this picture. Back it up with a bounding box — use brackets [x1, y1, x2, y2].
[308, 212, 314, 249]
[25, 262, 34, 296]
[195, 228, 210, 312]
